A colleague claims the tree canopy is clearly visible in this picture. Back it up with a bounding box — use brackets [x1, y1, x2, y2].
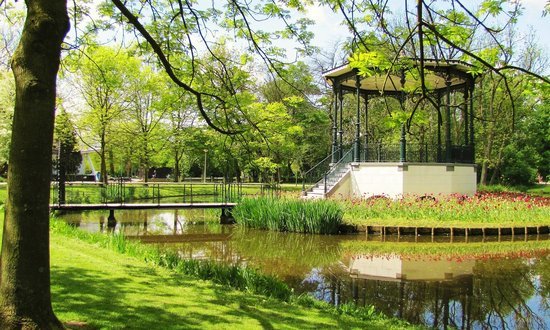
[0, 0, 548, 328]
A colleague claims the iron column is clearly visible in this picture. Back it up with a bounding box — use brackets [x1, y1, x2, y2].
[354, 72, 361, 162]
[445, 73, 452, 163]
[332, 83, 338, 163]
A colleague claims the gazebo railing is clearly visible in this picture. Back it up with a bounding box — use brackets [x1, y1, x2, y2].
[363, 143, 473, 163]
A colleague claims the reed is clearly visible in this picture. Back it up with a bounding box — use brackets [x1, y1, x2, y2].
[232, 197, 344, 234]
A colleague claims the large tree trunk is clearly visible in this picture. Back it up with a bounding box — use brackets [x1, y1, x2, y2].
[0, 0, 69, 328]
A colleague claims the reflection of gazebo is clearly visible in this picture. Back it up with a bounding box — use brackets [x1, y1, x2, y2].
[304, 59, 477, 199]
[348, 254, 475, 281]
[347, 254, 475, 328]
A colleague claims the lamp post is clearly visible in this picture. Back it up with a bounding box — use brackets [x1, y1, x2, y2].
[203, 149, 208, 183]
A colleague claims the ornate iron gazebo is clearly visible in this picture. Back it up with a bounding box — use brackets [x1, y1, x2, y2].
[323, 59, 476, 165]
[302, 59, 478, 199]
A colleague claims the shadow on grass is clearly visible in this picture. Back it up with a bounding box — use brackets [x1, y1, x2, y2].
[52, 265, 203, 329]
[51, 262, 372, 329]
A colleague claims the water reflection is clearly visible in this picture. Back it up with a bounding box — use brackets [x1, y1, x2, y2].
[60, 209, 549, 329]
[318, 255, 549, 329]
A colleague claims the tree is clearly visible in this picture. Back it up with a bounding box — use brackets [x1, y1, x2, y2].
[119, 67, 168, 182]
[53, 107, 81, 204]
[0, 0, 69, 327]
[1, 0, 548, 328]
[0, 7, 23, 176]
[71, 46, 139, 184]
[475, 34, 549, 185]
[259, 62, 331, 178]
[0, 70, 14, 173]
[164, 92, 198, 182]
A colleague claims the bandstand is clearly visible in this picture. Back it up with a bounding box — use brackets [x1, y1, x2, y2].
[303, 59, 477, 199]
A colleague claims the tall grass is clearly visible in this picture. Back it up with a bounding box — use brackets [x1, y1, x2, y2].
[232, 197, 344, 234]
[51, 219, 292, 301]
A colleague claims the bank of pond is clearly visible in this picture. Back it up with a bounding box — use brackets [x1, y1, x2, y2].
[233, 194, 550, 234]
[58, 207, 550, 330]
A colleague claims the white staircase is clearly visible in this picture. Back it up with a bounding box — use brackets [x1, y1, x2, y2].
[303, 163, 351, 199]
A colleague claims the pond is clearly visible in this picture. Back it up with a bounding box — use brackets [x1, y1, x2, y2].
[60, 209, 550, 329]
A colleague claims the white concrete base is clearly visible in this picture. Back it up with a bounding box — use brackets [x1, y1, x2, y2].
[328, 162, 477, 199]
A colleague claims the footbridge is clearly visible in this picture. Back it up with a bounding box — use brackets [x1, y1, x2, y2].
[49, 181, 280, 224]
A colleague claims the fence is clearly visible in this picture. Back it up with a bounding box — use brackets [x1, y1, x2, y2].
[50, 181, 281, 205]
[363, 143, 473, 163]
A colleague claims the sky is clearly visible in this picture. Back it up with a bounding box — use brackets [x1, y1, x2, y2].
[304, 0, 550, 61]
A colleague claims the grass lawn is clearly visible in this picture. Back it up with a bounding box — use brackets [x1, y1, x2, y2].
[526, 184, 550, 196]
[0, 212, 414, 329]
[52, 235, 376, 329]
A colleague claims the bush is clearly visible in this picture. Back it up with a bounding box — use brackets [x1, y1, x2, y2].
[501, 144, 541, 186]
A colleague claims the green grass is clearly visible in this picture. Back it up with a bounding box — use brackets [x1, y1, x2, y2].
[0, 183, 6, 206]
[0, 213, 414, 329]
[49, 221, 413, 329]
[478, 184, 550, 196]
[0, 205, 3, 243]
[233, 197, 344, 234]
[342, 193, 550, 228]
[51, 220, 293, 301]
[526, 184, 550, 196]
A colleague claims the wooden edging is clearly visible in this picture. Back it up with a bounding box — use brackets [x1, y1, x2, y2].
[356, 225, 549, 240]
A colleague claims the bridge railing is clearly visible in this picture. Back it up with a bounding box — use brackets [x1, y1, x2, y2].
[50, 181, 281, 205]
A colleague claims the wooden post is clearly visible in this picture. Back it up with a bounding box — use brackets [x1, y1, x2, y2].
[107, 209, 116, 228]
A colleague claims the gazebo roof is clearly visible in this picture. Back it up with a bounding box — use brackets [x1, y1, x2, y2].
[323, 59, 475, 95]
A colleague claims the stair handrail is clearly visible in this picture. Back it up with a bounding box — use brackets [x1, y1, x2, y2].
[326, 147, 353, 181]
[301, 147, 341, 192]
[327, 147, 353, 177]
[302, 146, 354, 194]
[322, 147, 354, 195]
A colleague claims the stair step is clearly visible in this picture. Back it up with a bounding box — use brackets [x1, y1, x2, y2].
[304, 164, 351, 199]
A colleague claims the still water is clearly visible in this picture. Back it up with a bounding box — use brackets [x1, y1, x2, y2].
[61, 209, 549, 329]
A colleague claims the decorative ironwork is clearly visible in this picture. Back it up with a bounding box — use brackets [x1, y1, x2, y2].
[363, 143, 473, 163]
